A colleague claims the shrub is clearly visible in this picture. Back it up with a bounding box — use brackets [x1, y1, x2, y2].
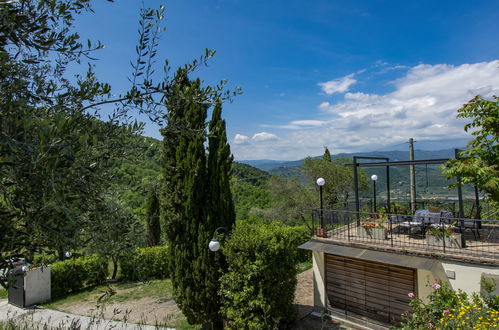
[120, 246, 169, 281]
[401, 281, 499, 329]
[280, 225, 311, 264]
[51, 254, 108, 298]
[220, 220, 300, 329]
[32, 253, 59, 266]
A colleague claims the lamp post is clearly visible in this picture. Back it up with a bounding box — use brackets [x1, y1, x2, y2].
[208, 227, 228, 252]
[316, 178, 325, 230]
[371, 174, 378, 214]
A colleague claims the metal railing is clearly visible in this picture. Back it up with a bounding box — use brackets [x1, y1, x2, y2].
[311, 209, 499, 262]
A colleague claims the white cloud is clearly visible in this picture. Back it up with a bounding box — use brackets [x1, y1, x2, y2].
[318, 101, 332, 111]
[233, 134, 250, 145]
[261, 120, 327, 130]
[290, 120, 326, 127]
[318, 74, 357, 95]
[231, 60, 499, 160]
[252, 132, 279, 142]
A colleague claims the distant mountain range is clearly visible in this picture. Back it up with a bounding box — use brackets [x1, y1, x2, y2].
[239, 148, 474, 198]
[239, 148, 464, 171]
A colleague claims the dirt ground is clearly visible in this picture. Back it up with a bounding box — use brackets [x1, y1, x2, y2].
[55, 296, 182, 327]
[51, 269, 355, 329]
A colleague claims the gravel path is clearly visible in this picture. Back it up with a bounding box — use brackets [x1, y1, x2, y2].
[0, 299, 170, 329]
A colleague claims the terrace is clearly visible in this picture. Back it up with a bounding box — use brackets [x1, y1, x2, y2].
[310, 209, 499, 265]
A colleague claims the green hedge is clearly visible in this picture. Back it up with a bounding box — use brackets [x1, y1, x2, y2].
[281, 225, 311, 264]
[32, 253, 59, 266]
[220, 220, 301, 329]
[120, 246, 169, 281]
[51, 254, 108, 298]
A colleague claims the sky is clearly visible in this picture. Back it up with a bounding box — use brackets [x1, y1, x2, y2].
[75, 0, 499, 160]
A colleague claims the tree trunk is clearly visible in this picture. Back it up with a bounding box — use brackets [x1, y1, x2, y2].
[112, 257, 118, 280]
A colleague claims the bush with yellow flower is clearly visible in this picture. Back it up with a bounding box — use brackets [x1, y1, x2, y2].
[401, 280, 498, 329]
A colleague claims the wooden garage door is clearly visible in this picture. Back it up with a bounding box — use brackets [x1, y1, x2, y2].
[325, 254, 415, 325]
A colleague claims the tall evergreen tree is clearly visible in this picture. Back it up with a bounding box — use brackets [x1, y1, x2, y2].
[161, 68, 234, 326]
[323, 147, 332, 162]
[205, 100, 236, 325]
[146, 182, 161, 246]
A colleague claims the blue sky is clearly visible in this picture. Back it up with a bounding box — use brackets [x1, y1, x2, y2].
[76, 0, 499, 160]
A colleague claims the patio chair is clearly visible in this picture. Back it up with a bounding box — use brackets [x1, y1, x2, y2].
[391, 211, 424, 237]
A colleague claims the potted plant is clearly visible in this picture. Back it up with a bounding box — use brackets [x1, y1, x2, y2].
[426, 225, 462, 248]
[358, 221, 387, 240]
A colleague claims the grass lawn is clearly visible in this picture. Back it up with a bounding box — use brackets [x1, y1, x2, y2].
[45, 279, 174, 308]
[0, 288, 6, 299]
[44, 279, 200, 329]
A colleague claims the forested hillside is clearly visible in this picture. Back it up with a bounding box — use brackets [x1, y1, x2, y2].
[243, 148, 475, 199]
[109, 136, 162, 223]
[115, 136, 476, 225]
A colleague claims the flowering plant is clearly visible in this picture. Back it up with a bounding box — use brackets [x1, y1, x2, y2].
[426, 225, 455, 237]
[361, 221, 384, 229]
[401, 280, 499, 329]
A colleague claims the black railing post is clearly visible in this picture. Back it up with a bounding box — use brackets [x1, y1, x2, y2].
[475, 185, 482, 229]
[353, 157, 360, 226]
[455, 149, 467, 248]
[320, 186, 324, 229]
[390, 219, 393, 247]
[312, 210, 315, 236]
[441, 218, 446, 254]
[347, 211, 351, 241]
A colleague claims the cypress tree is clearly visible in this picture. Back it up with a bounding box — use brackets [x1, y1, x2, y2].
[205, 100, 236, 326]
[323, 147, 332, 162]
[161, 69, 234, 327]
[146, 182, 161, 246]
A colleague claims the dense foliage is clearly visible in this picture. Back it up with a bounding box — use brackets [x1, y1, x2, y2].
[444, 96, 499, 209]
[0, 0, 171, 284]
[82, 196, 144, 279]
[401, 280, 499, 329]
[120, 246, 170, 281]
[161, 70, 235, 327]
[302, 156, 368, 208]
[230, 163, 271, 220]
[255, 176, 315, 225]
[51, 254, 108, 299]
[220, 220, 307, 329]
[145, 181, 161, 246]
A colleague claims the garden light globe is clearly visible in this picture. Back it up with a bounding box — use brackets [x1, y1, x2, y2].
[209, 239, 220, 252]
[316, 177, 325, 186]
[371, 174, 378, 181]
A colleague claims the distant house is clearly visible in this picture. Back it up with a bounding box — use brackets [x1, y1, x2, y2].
[300, 209, 499, 328]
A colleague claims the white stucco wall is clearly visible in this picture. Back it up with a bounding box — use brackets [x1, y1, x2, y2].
[441, 262, 499, 297]
[312, 250, 326, 310]
[417, 269, 436, 303]
[24, 266, 51, 306]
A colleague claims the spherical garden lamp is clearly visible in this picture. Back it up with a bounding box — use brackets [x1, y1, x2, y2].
[208, 227, 228, 252]
[208, 239, 221, 252]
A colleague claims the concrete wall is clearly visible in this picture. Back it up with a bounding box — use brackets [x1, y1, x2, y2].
[305, 240, 498, 312]
[417, 269, 435, 303]
[312, 250, 326, 311]
[442, 262, 499, 297]
[24, 266, 51, 306]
